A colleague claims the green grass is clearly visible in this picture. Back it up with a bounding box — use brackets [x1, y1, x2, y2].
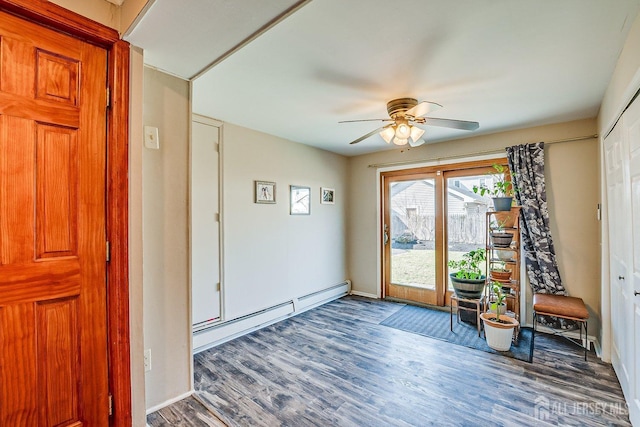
[391, 249, 475, 289]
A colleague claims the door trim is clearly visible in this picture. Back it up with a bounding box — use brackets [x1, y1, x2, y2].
[0, 1, 132, 425]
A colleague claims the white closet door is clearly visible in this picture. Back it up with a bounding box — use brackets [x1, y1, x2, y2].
[626, 95, 640, 426]
[605, 93, 640, 426]
[604, 118, 631, 394]
[191, 117, 221, 327]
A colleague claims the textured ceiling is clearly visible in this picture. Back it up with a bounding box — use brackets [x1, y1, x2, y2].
[128, 0, 640, 156]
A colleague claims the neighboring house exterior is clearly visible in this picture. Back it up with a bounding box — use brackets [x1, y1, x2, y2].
[391, 180, 489, 244]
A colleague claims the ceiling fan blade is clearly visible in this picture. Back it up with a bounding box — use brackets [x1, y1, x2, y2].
[349, 124, 392, 145]
[423, 117, 480, 131]
[405, 101, 443, 118]
[409, 138, 426, 147]
[339, 118, 393, 123]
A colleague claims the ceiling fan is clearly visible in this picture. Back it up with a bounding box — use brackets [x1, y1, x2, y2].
[340, 97, 479, 147]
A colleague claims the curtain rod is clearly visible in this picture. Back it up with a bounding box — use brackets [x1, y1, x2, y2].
[367, 134, 598, 168]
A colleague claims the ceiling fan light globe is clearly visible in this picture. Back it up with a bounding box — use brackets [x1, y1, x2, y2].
[410, 126, 425, 142]
[393, 137, 409, 146]
[380, 126, 395, 144]
[409, 138, 426, 147]
[396, 122, 411, 139]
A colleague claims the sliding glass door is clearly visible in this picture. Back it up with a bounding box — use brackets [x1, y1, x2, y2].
[382, 161, 500, 306]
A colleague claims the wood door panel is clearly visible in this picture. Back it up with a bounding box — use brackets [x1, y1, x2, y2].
[36, 49, 79, 106]
[0, 115, 36, 264]
[0, 36, 36, 97]
[0, 304, 38, 426]
[36, 123, 78, 258]
[37, 298, 80, 427]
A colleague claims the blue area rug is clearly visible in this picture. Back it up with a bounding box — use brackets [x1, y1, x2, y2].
[380, 304, 533, 362]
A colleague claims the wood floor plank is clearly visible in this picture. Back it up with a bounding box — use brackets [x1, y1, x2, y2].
[147, 395, 226, 426]
[151, 296, 630, 426]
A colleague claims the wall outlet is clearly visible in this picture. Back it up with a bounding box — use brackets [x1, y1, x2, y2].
[144, 349, 152, 372]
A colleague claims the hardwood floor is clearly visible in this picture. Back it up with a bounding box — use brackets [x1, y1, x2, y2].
[147, 394, 226, 426]
[149, 296, 631, 426]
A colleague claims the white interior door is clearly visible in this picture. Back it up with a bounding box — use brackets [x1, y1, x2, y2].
[605, 93, 640, 426]
[625, 95, 640, 426]
[191, 115, 222, 328]
[604, 119, 632, 394]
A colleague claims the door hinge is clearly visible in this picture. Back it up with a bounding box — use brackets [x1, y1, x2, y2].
[106, 241, 111, 262]
[106, 87, 111, 108]
[216, 282, 221, 292]
[108, 393, 113, 416]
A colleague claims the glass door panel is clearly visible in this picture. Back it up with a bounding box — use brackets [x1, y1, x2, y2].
[385, 175, 440, 305]
[445, 174, 490, 293]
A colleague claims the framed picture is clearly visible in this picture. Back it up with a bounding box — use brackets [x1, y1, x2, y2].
[290, 185, 310, 215]
[321, 187, 335, 204]
[255, 181, 276, 204]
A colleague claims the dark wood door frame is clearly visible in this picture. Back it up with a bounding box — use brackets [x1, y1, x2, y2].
[0, 1, 132, 425]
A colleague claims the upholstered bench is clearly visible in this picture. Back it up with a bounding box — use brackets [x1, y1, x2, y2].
[532, 293, 589, 361]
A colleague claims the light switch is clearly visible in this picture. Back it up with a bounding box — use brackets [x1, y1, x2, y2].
[144, 126, 160, 149]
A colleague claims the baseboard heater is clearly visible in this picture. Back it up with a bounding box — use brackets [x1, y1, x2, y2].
[193, 280, 351, 353]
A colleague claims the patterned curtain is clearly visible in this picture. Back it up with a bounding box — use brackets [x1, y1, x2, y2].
[506, 142, 572, 329]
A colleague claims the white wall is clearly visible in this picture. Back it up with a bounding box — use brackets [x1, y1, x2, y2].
[49, 0, 152, 35]
[142, 67, 191, 410]
[347, 118, 601, 335]
[599, 11, 640, 135]
[221, 123, 349, 320]
[49, 0, 119, 29]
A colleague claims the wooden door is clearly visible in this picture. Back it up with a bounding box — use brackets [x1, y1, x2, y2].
[0, 9, 109, 426]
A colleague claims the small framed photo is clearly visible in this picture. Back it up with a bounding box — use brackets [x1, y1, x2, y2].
[321, 187, 335, 204]
[290, 185, 310, 215]
[255, 181, 276, 204]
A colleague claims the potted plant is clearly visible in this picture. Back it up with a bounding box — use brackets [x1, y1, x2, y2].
[490, 260, 512, 282]
[473, 163, 515, 211]
[448, 248, 486, 299]
[490, 208, 517, 229]
[487, 281, 507, 315]
[480, 283, 519, 351]
[489, 219, 514, 248]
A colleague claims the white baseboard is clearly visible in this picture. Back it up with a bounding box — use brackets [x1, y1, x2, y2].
[349, 290, 379, 299]
[193, 281, 350, 353]
[146, 390, 194, 415]
[593, 337, 602, 359]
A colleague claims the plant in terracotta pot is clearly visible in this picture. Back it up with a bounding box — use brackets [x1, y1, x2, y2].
[472, 163, 515, 211]
[448, 248, 486, 299]
[480, 283, 519, 351]
[490, 260, 512, 282]
[490, 209, 517, 229]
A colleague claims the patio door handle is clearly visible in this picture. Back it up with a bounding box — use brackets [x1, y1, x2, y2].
[384, 224, 389, 245]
